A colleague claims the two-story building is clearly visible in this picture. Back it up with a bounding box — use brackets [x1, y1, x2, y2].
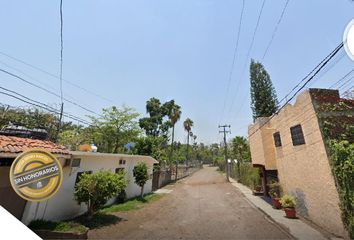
[248, 88, 353, 238]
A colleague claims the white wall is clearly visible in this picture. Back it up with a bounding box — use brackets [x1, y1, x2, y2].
[22, 154, 155, 225]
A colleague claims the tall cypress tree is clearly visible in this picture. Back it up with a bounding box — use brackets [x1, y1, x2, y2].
[250, 59, 278, 121]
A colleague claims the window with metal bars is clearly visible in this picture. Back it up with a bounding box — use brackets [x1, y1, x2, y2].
[273, 132, 282, 147]
[290, 124, 305, 146]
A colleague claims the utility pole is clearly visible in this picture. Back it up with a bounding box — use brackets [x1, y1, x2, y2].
[219, 124, 231, 182]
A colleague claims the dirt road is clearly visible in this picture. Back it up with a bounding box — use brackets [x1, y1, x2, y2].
[89, 166, 291, 239]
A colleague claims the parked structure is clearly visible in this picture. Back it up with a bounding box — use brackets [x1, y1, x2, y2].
[248, 89, 353, 237]
[0, 135, 157, 225]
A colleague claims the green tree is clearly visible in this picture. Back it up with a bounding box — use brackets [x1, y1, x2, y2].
[250, 59, 278, 121]
[230, 136, 250, 163]
[183, 118, 194, 166]
[89, 106, 140, 153]
[134, 136, 167, 161]
[74, 170, 127, 215]
[166, 101, 182, 165]
[133, 162, 149, 199]
[139, 98, 171, 138]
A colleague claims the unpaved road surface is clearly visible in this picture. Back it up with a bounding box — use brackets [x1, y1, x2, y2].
[89, 166, 291, 239]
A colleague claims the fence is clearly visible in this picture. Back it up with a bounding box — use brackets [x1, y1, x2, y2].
[152, 163, 202, 191]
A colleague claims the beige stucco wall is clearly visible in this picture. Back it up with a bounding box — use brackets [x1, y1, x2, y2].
[249, 118, 277, 170]
[249, 90, 346, 237]
[22, 153, 156, 224]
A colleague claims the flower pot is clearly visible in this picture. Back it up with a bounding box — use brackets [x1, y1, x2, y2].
[272, 198, 282, 209]
[284, 207, 296, 218]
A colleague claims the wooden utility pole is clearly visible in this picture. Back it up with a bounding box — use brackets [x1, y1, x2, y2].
[219, 124, 231, 182]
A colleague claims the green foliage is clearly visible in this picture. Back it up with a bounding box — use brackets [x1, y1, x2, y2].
[0, 105, 74, 141]
[230, 136, 251, 163]
[133, 162, 149, 198]
[28, 220, 87, 233]
[89, 106, 141, 153]
[280, 195, 296, 208]
[249, 59, 278, 120]
[268, 181, 282, 198]
[139, 97, 174, 138]
[100, 193, 163, 213]
[328, 140, 354, 238]
[74, 170, 127, 215]
[134, 136, 167, 161]
[234, 163, 260, 189]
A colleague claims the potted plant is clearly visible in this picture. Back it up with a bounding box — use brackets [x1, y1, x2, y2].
[268, 182, 282, 209]
[280, 194, 296, 218]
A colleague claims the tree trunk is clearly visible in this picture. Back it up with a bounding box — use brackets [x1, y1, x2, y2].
[169, 124, 175, 169]
[186, 131, 190, 167]
[140, 185, 145, 199]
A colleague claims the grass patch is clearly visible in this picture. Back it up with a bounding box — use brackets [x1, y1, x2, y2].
[100, 193, 164, 214]
[28, 220, 87, 234]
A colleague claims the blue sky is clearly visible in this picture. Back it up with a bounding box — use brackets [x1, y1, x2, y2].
[0, 0, 353, 145]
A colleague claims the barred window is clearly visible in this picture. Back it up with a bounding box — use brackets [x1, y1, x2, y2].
[273, 132, 282, 147]
[290, 124, 305, 146]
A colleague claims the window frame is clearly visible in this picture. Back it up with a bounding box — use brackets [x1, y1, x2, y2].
[273, 132, 282, 147]
[290, 124, 306, 146]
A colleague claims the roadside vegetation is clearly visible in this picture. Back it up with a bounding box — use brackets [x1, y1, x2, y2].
[28, 220, 88, 234]
[100, 193, 164, 213]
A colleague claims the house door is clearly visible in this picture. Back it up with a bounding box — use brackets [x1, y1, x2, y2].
[0, 165, 27, 220]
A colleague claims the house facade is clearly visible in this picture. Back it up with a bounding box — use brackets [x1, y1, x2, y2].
[0, 135, 157, 225]
[248, 89, 352, 237]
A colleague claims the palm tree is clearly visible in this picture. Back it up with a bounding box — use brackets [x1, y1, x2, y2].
[183, 118, 193, 166]
[168, 104, 181, 162]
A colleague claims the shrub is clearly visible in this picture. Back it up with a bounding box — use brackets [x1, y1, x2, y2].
[234, 163, 260, 189]
[280, 195, 296, 208]
[268, 181, 282, 198]
[74, 170, 127, 215]
[133, 162, 149, 199]
[328, 140, 354, 238]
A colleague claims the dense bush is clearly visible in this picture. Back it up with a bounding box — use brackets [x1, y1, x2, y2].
[233, 163, 260, 189]
[328, 140, 354, 238]
[74, 170, 127, 215]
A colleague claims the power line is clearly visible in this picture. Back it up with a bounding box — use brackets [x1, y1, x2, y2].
[0, 59, 98, 108]
[262, 0, 290, 60]
[228, 0, 266, 115]
[0, 68, 101, 116]
[59, 0, 64, 104]
[0, 51, 116, 104]
[231, 43, 345, 120]
[277, 42, 344, 106]
[219, 0, 245, 124]
[248, 42, 344, 139]
[0, 86, 91, 124]
[329, 67, 354, 89]
[0, 90, 91, 125]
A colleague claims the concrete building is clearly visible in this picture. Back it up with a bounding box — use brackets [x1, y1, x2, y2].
[248, 89, 353, 238]
[0, 135, 157, 225]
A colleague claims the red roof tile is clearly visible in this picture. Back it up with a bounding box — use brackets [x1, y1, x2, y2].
[0, 135, 69, 155]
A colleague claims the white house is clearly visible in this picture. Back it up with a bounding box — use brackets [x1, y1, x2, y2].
[0, 135, 158, 225]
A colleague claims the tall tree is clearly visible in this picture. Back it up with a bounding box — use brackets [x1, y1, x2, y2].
[139, 97, 171, 138]
[165, 101, 182, 164]
[183, 118, 193, 166]
[250, 59, 278, 121]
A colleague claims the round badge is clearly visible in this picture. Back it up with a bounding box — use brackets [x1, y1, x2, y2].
[344, 18, 354, 61]
[9, 149, 63, 202]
